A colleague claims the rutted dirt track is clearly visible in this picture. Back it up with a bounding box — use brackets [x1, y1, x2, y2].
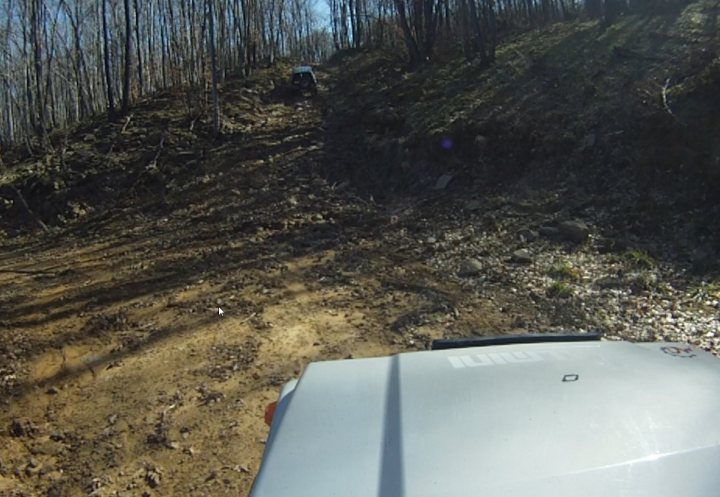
[1, 62, 719, 496]
[0, 82, 509, 497]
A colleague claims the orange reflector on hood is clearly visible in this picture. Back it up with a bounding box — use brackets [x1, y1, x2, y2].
[264, 401, 278, 426]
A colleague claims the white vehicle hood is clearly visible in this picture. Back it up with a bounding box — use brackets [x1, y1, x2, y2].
[250, 340, 720, 497]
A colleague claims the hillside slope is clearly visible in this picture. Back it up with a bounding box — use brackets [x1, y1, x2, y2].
[324, 0, 720, 260]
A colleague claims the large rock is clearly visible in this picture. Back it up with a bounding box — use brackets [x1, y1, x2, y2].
[558, 220, 590, 243]
[511, 249, 533, 264]
[458, 258, 483, 276]
[434, 174, 454, 190]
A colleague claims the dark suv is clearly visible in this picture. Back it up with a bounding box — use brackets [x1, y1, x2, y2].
[291, 66, 317, 95]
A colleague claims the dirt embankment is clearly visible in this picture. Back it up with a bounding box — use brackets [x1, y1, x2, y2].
[323, 1, 720, 254]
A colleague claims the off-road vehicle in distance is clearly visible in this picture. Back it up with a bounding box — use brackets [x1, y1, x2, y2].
[290, 65, 317, 96]
[250, 333, 720, 496]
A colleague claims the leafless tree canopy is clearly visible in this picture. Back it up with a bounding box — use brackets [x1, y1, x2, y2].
[0, 0, 688, 148]
[0, 0, 330, 147]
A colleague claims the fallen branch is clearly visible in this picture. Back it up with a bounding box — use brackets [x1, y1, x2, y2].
[104, 144, 115, 169]
[661, 77, 685, 126]
[189, 117, 198, 131]
[148, 136, 165, 168]
[9, 185, 49, 232]
[238, 312, 258, 325]
[121, 113, 134, 133]
[130, 135, 165, 192]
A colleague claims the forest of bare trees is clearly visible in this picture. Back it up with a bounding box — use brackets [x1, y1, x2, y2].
[327, 0, 685, 69]
[0, 0, 686, 150]
[0, 0, 330, 148]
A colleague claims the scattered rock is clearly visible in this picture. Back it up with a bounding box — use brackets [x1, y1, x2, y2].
[594, 276, 623, 289]
[25, 462, 40, 477]
[204, 470, 218, 482]
[597, 237, 627, 254]
[511, 249, 533, 264]
[464, 199, 483, 211]
[46, 485, 63, 497]
[458, 258, 483, 276]
[10, 419, 37, 438]
[49, 431, 65, 442]
[580, 133, 596, 150]
[46, 386, 59, 395]
[10, 419, 25, 437]
[29, 440, 66, 457]
[197, 386, 225, 405]
[558, 220, 590, 243]
[434, 174, 453, 190]
[145, 466, 162, 488]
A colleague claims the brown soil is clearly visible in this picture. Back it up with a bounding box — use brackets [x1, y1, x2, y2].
[0, 77, 511, 497]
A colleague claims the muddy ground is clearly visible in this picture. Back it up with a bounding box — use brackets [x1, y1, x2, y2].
[1, 55, 719, 496]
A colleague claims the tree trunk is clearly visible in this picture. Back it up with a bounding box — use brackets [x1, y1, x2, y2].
[122, 0, 132, 114]
[604, 0, 623, 24]
[134, 0, 144, 95]
[102, 0, 116, 117]
[422, 0, 439, 58]
[207, 0, 220, 135]
[393, 0, 423, 65]
[66, 4, 90, 119]
[586, 0, 602, 18]
[354, 0, 363, 48]
[30, 0, 47, 143]
[467, 0, 487, 61]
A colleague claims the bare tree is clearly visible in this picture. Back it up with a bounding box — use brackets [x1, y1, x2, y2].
[30, 0, 46, 142]
[122, 0, 132, 114]
[102, 0, 116, 118]
[134, 0, 144, 95]
[207, 0, 220, 135]
[0, 0, 331, 147]
[393, 0, 440, 66]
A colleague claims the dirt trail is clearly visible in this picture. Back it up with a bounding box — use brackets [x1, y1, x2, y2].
[2, 60, 718, 496]
[0, 84, 505, 497]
